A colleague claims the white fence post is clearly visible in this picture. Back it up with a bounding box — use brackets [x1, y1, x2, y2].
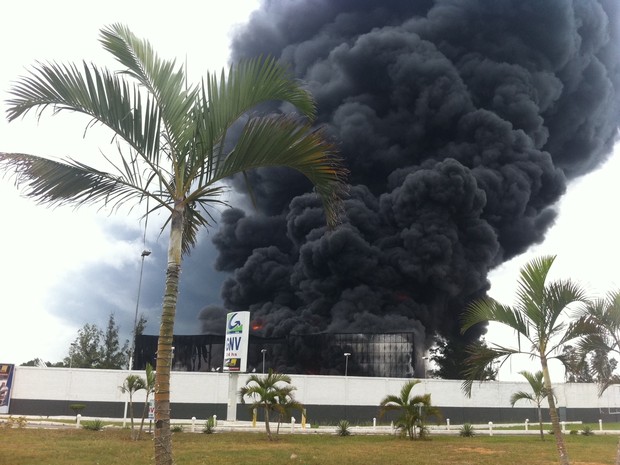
[373, 417, 376, 432]
[599, 419, 603, 431]
[76, 414, 81, 429]
[191, 417, 196, 433]
[291, 417, 296, 433]
[525, 419, 529, 431]
[446, 418, 450, 431]
[488, 421, 493, 437]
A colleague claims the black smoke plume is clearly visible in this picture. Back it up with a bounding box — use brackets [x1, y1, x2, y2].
[204, 0, 620, 375]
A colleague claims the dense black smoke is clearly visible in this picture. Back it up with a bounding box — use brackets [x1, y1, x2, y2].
[204, 0, 620, 373]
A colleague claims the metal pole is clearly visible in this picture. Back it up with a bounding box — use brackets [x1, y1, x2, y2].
[129, 249, 151, 370]
[123, 249, 151, 427]
[261, 349, 267, 374]
[344, 352, 351, 376]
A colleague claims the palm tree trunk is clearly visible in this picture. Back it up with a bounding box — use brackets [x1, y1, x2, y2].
[138, 391, 150, 440]
[537, 405, 544, 441]
[541, 356, 569, 465]
[153, 205, 184, 465]
[129, 394, 136, 440]
[265, 408, 272, 441]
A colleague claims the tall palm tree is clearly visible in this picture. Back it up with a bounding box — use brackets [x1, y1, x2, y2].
[510, 370, 550, 441]
[378, 379, 441, 440]
[0, 24, 346, 465]
[119, 374, 146, 439]
[239, 370, 299, 440]
[461, 255, 589, 465]
[577, 290, 620, 465]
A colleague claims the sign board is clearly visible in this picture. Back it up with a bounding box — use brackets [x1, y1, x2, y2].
[223, 311, 250, 373]
[0, 364, 15, 414]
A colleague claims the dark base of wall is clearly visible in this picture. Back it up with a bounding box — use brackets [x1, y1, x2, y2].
[8, 399, 617, 426]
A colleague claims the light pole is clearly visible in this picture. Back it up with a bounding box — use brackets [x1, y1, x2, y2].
[344, 352, 351, 376]
[129, 249, 151, 370]
[69, 342, 77, 369]
[123, 249, 151, 427]
[261, 349, 267, 374]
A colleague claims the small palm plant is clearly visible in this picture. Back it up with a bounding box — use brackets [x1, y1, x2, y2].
[379, 379, 441, 440]
[239, 370, 302, 441]
[136, 363, 156, 440]
[119, 374, 146, 439]
[510, 370, 552, 441]
[203, 417, 216, 434]
[459, 423, 476, 437]
[274, 390, 304, 435]
[336, 419, 352, 436]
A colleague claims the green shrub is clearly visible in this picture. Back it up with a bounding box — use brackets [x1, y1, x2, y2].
[581, 426, 595, 436]
[203, 418, 215, 434]
[459, 423, 475, 437]
[336, 420, 351, 436]
[171, 425, 184, 433]
[69, 404, 86, 415]
[82, 419, 104, 431]
[569, 429, 579, 435]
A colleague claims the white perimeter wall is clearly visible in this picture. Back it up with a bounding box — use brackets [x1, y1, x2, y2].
[11, 366, 620, 410]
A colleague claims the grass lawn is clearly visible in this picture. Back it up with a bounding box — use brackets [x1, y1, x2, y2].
[0, 428, 618, 465]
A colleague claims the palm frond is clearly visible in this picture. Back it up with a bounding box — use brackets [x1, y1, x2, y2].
[510, 390, 535, 406]
[553, 316, 594, 355]
[544, 279, 588, 336]
[204, 56, 316, 137]
[7, 61, 161, 163]
[516, 255, 556, 314]
[461, 343, 519, 396]
[187, 57, 318, 190]
[461, 297, 528, 338]
[400, 380, 421, 403]
[99, 24, 196, 156]
[379, 395, 404, 410]
[206, 115, 347, 227]
[0, 152, 148, 211]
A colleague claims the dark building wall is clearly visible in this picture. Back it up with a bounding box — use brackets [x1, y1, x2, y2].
[8, 398, 612, 427]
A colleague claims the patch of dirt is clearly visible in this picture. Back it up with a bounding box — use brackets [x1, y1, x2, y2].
[454, 447, 501, 455]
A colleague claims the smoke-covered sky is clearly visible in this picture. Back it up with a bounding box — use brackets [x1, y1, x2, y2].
[2, 0, 620, 380]
[209, 0, 620, 371]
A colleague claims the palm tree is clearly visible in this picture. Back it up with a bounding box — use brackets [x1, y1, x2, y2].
[510, 370, 550, 441]
[461, 255, 589, 465]
[0, 24, 346, 465]
[578, 290, 620, 390]
[577, 290, 620, 465]
[137, 363, 156, 440]
[119, 374, 146, 439]
[274, 390, 304, 435]
[239, 370, 299, 440]
[378, 379, 441, 440]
